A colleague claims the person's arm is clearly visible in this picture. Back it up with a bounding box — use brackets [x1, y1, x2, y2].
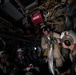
[53, 32, 61, 43]
[23, 64, 33, 71]
[41, 37, 49, 50]
[53, 32, 60, 39]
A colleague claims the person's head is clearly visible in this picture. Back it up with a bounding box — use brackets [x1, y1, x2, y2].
[41, 24, 49, 36]
[0, 51, 8, 64]
[60, 30, 76, 52]
[17, 48, 23, 58]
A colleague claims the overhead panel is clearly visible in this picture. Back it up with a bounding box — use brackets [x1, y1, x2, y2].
[0, 0, 24, 20]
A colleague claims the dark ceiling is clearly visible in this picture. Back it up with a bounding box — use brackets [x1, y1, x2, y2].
[0, 0, 76, 42]
[0, 0, 42, 42]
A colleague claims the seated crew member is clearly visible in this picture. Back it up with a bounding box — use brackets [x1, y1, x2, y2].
[14, 48, 40, 75]
[0, 51, 11, 75]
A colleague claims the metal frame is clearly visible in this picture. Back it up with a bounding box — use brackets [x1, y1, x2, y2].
[15, 0, 38, 11]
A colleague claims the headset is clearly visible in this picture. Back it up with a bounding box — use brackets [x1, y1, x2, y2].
[64, 39, 71, 46]
[61, 35, 74, 46]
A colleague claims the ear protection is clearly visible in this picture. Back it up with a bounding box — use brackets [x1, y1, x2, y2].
[62, 35, 74, 46]
[64, 40, 71, 46]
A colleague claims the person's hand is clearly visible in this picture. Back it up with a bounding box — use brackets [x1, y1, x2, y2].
[29, 64, 33, 67]
[24, 67, 31, 71]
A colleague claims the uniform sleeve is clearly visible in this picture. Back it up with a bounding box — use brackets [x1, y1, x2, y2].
[53, 32, 60, 39]
[41, 37, 49, 50]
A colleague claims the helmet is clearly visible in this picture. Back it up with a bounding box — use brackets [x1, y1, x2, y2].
[0, 51, 8, 59]
[17, 48, 23, 52]
[40, 24, 46, 29]
[0, 51, 5, 57]
[61, 30, 76, 46]
[40, 23, 48, 32]
[68, 30, 76, 44]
